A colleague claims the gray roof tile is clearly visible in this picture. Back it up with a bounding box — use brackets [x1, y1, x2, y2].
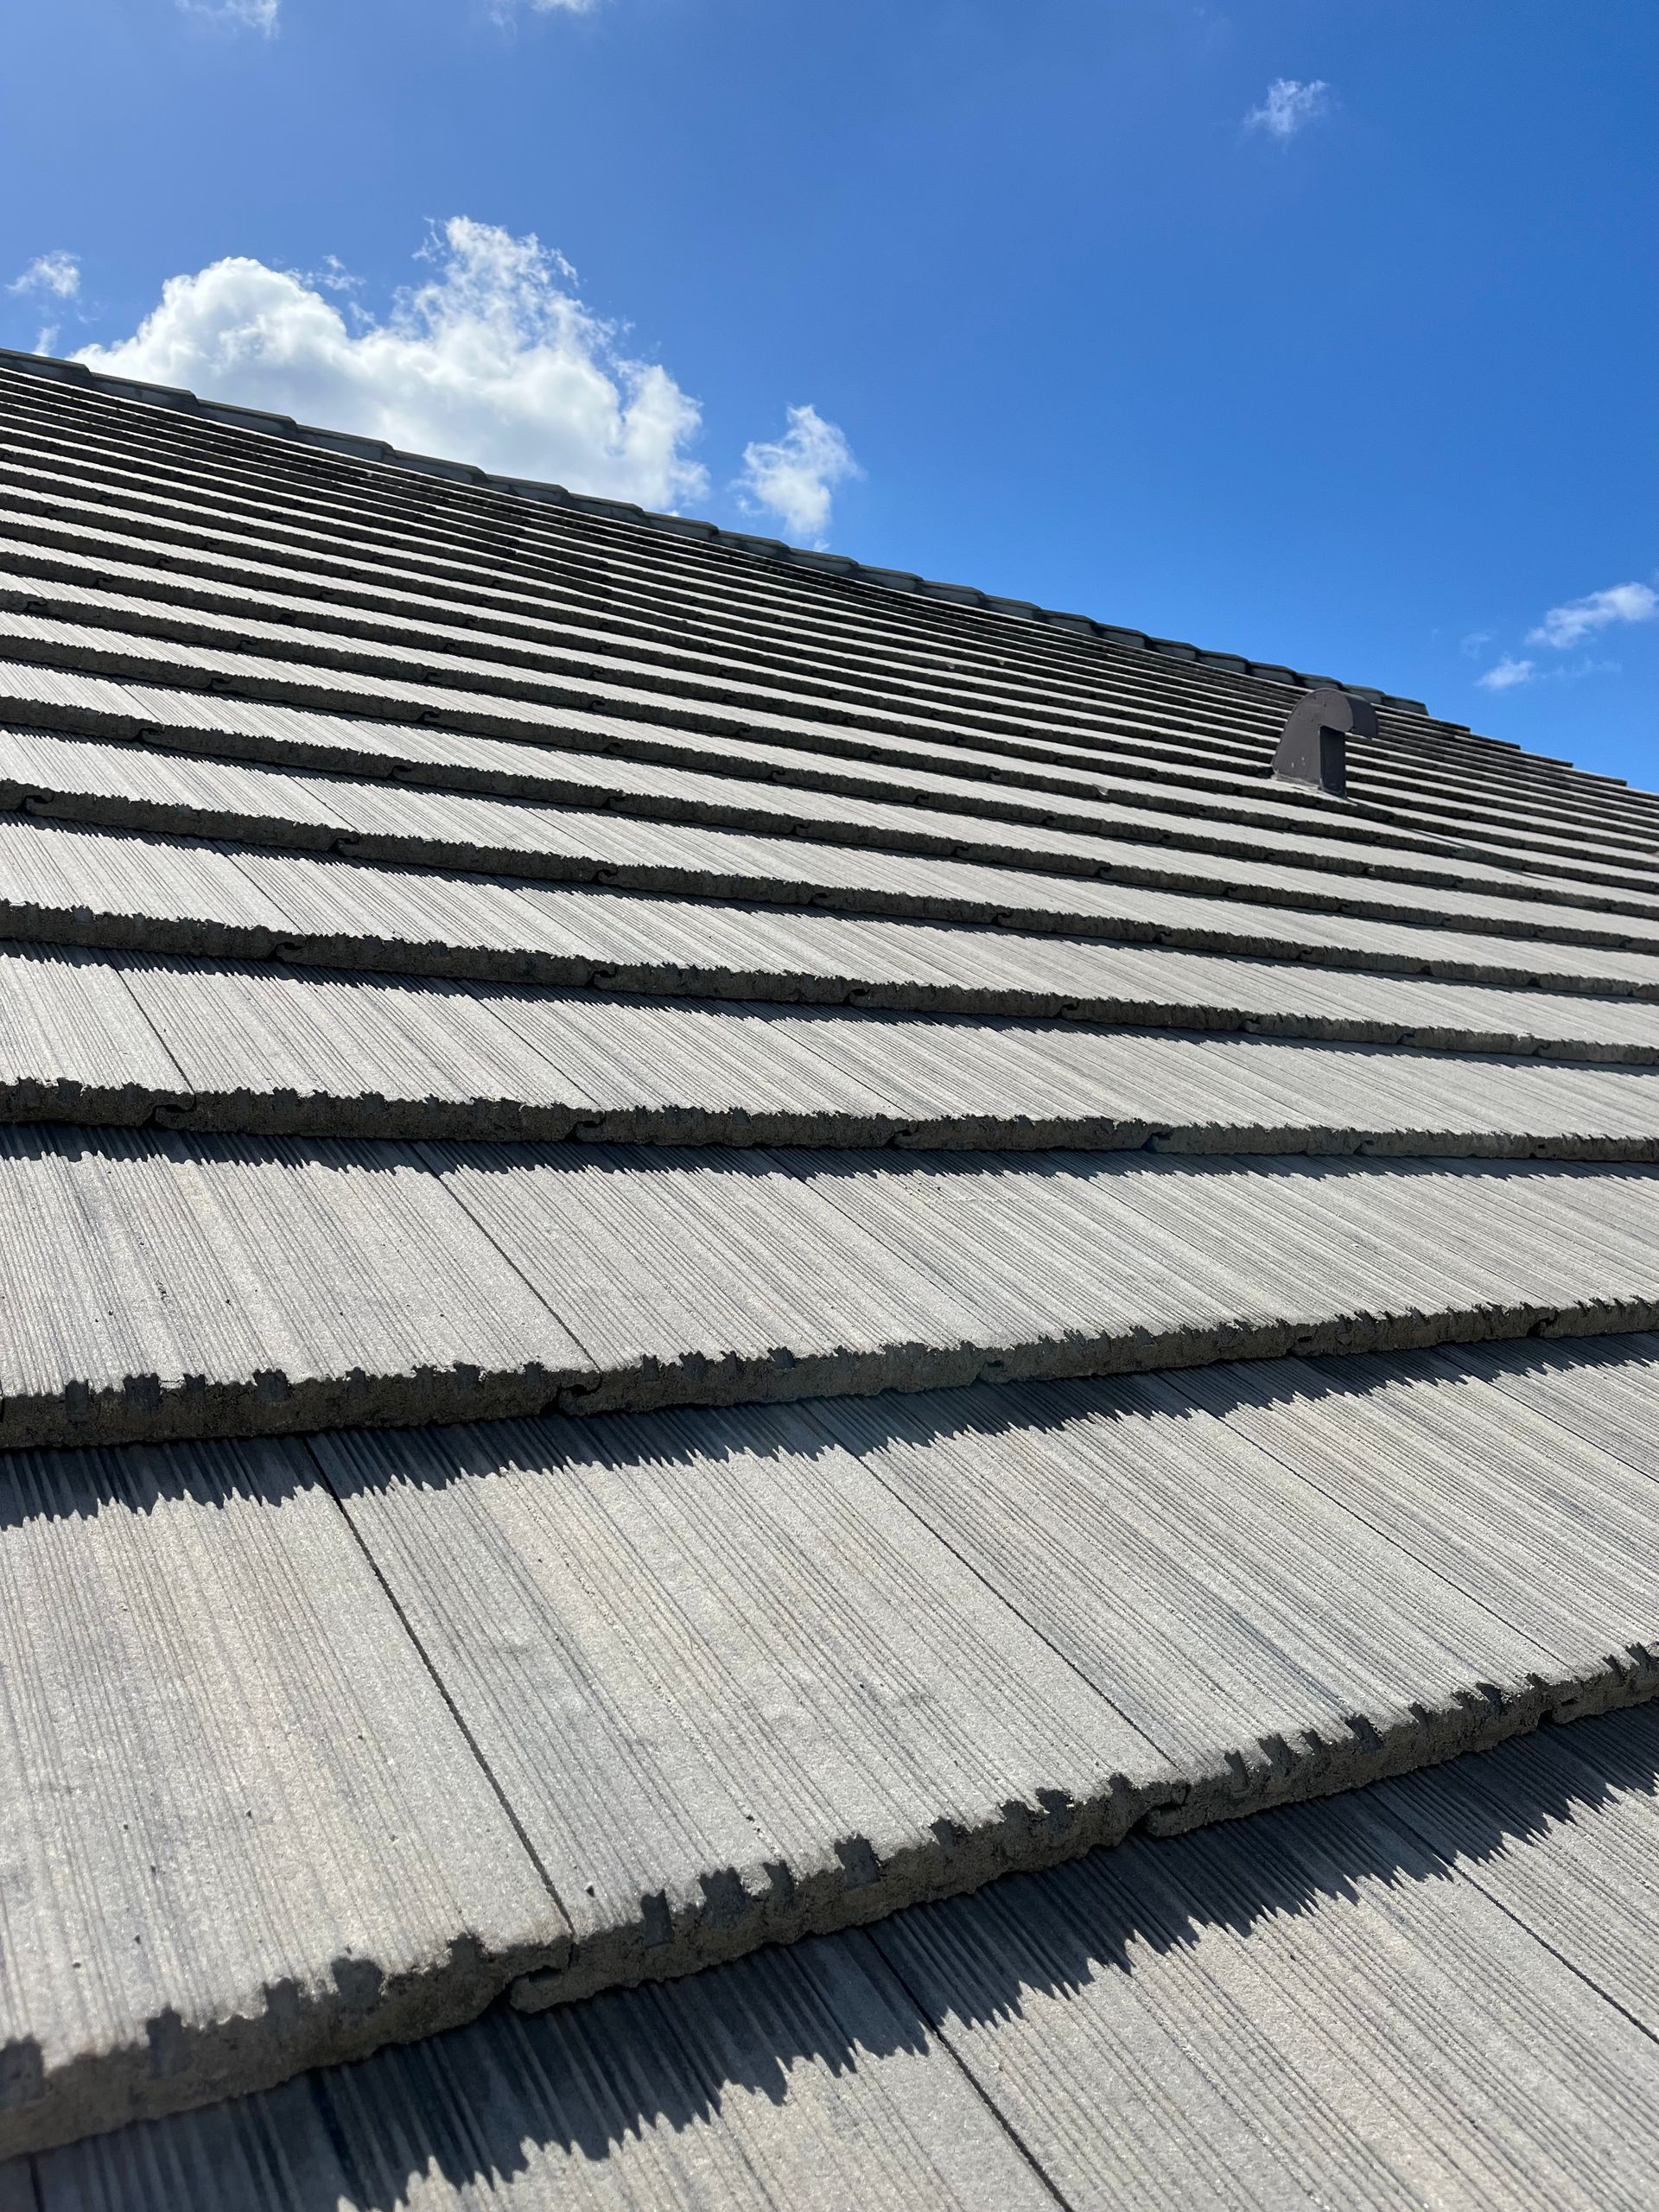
[4, 351, 1659, 2185]
[0, 1433, 566, 2157]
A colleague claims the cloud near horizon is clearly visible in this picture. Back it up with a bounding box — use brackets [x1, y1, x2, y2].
[1477, 652, 1624, 693]
[1471, 576, 1656, 694]
[74, 219, 710, 512]
[71, 220, 859, 537]
[736, 404, 861, 547]
[10, 251, 83, 357]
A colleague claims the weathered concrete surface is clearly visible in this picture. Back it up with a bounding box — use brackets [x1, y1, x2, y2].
[0, 1123, 594, 1448]
[12, 428, 1625, 907]
[14, 356, 1642, 876]
[15, 813, 1659, 1019]
[7, 944, 1659, 1154]
[25, 1687, 1659, 2209]
[30, 1931, 1061, 2212]
[4, 719, 1659, 955]
[3, 626, 1655, 912]
[490, 1339, 1659, 2005]
[10, 353, 1659, 2198]
[0, 1433, 568, 2159]
[874, 1702, 1659, 2212]
[319, 1403, 1177, 2006]
[0, 480, 1644, 887]
[321, 1358, 1656, 2018]
[0, 556, 1561, 875]
[4, 1341, 1659, 2159]
[7, 546, 1654, 892]
[10, 1134, 1659, 1450]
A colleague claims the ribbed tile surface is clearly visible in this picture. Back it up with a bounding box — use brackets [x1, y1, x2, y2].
[7, 635, 1624, 892]
[10, 356, 1659, 2186]
[12, 721, 1659, 952]
[9, 1338, 1659, 2156]
[22, 812, 1659, 1014]
[0, 1434, 567, 2157]
[8, 646, 1653, 906]
[0, 944, 186, 1121]
[877, 1704, 1659, 2212]
[317, 1348, 1659, 2012]
[13, 1135, 1659, 1447]
[9, 944, 1659, 1154]
[34, 1935, 1059, 2212]
[316, 1405, 1173, 1997]
[27, 1701, 1659, 2211]
[0, 1125, 593, 1445]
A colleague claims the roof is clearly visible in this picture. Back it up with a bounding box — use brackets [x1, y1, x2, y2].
[0, 342, 1441, 709]
[1, 351, 1658, 2208]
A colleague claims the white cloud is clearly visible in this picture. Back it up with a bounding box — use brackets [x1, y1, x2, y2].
[73, 218, 708, 511]
[304, 254, 360, 296]
[1459, 630, 1492, 658]
[1244, 79, 1331, 141]
[176, 0, 279, 28]
[10, 252, 80, 301]
[1476, 656, 1535, 691]
[736, 404, 861, 546]
[489, 0, 600, 19]
[1527, 580, 1657, 650]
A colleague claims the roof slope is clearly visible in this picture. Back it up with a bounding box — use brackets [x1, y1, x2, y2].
[35, 1698, 1659, 2212]
[0, 353, 1656, 2202]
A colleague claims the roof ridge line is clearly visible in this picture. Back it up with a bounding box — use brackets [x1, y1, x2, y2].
[0, 345, 1450, 721]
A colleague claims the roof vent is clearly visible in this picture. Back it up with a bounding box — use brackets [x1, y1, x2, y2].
[1271, 687, 1378, 798]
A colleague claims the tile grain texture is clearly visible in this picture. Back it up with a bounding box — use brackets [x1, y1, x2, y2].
[3, 350, 1659, 2205]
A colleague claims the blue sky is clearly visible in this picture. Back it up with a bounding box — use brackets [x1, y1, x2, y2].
[3, 0, 1656, 786]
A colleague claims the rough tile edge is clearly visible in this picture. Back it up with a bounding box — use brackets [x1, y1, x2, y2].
[3, 637, 1651, 910]
[6, 1069, 1659, 1164]
[509, 1645, 1659, 2017]
[0, 1923, 569, 2164]
[8, 867, 1659, 1016]
[0, 348, 1445, 721]
[13, 1647, 1653, 2166]
[0, 1357, 585, 1456]
[9, 1286, 1659, 1457]
[11, 762, 1659, 969]
[0, 648, 1599, 905]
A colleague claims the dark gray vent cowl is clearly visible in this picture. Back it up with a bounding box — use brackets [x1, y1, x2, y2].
[1271, 687, 1379, 798]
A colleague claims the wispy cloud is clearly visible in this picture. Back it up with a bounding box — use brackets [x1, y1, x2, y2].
[1476, 656, 1535, 692]
[303, 254, 360, 296]
[74, 219, 708, 510]
[1476, 653, 1623, 694]
[175, 0, 279, 30]
[1244, 79, 1331, 142]
[10, 252, 80, 301]
[1468, 575, 1655, 698]
[1527, 580, 1657, 650]
[492, 0, 600, 18]
[735, 404, 861, 546]
[10, 253, 83, 354]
